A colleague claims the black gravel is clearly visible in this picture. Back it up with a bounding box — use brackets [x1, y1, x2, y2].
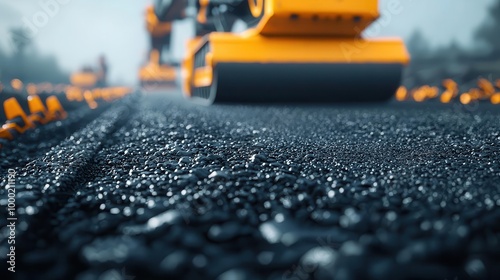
[1, 92, 500, 280]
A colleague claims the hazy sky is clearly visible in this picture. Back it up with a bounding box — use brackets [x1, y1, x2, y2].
[0, 0, 496, 85]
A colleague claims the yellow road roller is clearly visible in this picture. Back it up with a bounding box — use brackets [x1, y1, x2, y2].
[148, 0, 410, 104]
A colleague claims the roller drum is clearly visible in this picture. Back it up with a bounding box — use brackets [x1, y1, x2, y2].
[192, 63, 403, 104]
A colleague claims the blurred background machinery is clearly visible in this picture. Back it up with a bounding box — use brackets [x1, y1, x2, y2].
[139, 0, 188, 88]
[70, 55, 109, 89]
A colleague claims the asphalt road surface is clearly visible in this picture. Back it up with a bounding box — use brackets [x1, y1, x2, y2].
[1, 92, 500, 280]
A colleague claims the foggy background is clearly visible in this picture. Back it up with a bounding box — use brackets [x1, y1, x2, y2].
[0, 0, 497, 85]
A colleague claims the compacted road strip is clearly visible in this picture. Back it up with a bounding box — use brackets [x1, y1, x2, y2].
[1, 92, 500, 279]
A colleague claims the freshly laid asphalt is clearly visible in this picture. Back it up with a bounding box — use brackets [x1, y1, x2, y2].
[1, 92, 499, 280]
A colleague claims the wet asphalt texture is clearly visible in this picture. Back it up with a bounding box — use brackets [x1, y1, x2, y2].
[1, 92, 500, 280]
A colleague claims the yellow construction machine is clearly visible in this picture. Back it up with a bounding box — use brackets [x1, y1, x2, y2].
[139, 1, 188, 88]
[70, 56, 109, 89]
[144, 0, 410, 104]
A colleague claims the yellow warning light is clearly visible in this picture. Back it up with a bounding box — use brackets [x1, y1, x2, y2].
[84, 90, 98, 109]
[66, 87, 84, 102]
[440, 91, 453, 103]
[426, 86, 439, 99]
[478, 79, 495, 97]
[395, 87, 407, 101]
[412, 88, 426, 102]
[11, 79, 23, 92]
[460, 93, 472, 105]
[443, 79, 458, 89]
[491, 93, 500, 105]
[469, 88, 482, 101]
[440, 79, 458, 103]
[27, 83, 38, 95]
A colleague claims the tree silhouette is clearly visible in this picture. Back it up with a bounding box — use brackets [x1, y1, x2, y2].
[406, 30, 431, 59]
[10, 27, 32, 55]
[0, 26, 69, 84]
[475, 0, 500, 58]
[9, 27, 33, 81]
[0, 46, 6, 82]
